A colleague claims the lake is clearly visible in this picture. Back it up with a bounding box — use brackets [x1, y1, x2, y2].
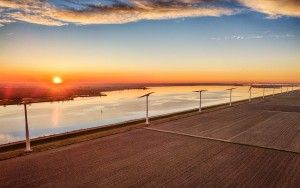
[0, 85, 285, 145]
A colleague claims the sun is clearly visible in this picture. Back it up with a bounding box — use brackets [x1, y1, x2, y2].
[52, 76, 63, 85]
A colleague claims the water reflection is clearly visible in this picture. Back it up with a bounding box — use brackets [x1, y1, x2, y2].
[51, 105, 61, 128]
[0, 85, 292, 145]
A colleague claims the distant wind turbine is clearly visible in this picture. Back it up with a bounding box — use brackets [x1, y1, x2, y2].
[262, 87, 265, 99]
[99, 92, 107, 118]
[193, 90, 207, 112]
[272, 87, 275, 96]
[248, 85, 253, 102]
[138, 92, 154, 124]
[226, 88, 236, 106]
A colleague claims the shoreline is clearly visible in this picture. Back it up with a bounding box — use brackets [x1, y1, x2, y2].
[0, 86, 148, 106]
[1, 83, 296, 106]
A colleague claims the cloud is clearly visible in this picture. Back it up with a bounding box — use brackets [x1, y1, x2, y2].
[1, 1, 300, 27]
[211, 32, 295, 40]
[0, 0, 66, 26]
[0, 0, 237, 26]
[238, 0, 300, 18]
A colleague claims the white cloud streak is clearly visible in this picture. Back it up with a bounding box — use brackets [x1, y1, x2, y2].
[211, 32, 295, 41]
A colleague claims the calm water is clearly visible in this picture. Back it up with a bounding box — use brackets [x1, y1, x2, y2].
[0, 85, 285, 144]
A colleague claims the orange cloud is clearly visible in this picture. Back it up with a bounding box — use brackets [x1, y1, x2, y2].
[1, 0, 300, 27]
[238, 0, 300, 18]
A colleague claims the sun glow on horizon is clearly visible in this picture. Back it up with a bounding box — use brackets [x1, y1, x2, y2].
[52, 76, 63, 85]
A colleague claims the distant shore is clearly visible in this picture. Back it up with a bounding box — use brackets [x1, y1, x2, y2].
[0, 85, 148, 106]
[0, 83, 297, 106]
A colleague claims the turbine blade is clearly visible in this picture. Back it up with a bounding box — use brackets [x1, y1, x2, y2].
[138, 92, 155, 98]
[193, 90, 207, 93]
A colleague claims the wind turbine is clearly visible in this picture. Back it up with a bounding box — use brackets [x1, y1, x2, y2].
[193, 90, 207, 112]
[22, 98, 33, 152]
[99, 92, 107, 119]
[248, 85, 253, 102]
[138, 92, 154, 124]
[226, 88, 236, 106]
[262, 87, 265, 99]
[272, 87, 275, 96]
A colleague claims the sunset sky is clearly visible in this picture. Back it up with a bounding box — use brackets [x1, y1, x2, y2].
[0, 0, 300, 85]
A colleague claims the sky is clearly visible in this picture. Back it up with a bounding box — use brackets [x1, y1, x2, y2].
[0, 0, 300, 85]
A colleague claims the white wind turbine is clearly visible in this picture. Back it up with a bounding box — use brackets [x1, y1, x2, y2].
[99, 92, 107, 119]
[226, 88, 236, 106]
[262, 87, 266, 99]
[193, 90, 207, 112]
[248, 85, 253, 102]
[138, 92, 155, 124]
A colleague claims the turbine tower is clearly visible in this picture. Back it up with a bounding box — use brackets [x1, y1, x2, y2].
[22, 98, 33, 152]
[226, 88, 236, 106]
[248, 85, 253, 102]
[193, 90, 207, 112]
[138, 92, 154, 124]
[99, 92, 107, 119]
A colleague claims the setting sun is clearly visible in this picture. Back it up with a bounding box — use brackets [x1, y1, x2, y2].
[52, 76, 63, 85]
